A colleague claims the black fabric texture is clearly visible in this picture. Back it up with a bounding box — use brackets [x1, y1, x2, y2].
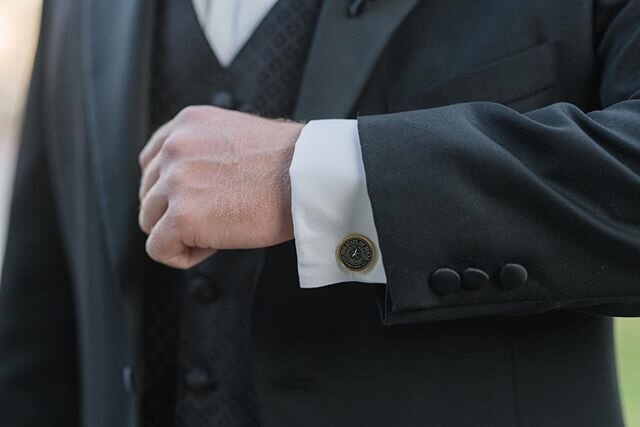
[1, 1, 639, 426]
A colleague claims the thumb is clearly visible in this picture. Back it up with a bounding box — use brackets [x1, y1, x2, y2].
[146, 214, 216, 269]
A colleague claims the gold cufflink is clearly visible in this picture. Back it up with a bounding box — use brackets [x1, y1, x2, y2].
[336, 234, 376, 272]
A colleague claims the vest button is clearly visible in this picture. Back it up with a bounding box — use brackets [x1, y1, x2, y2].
[500, 263, 528, 289]
[430, 268, 461, 295]
[122, 366, 137, 396]
[211, 90, 236, 109]
[185, 368, 213, 393]
[190, 277, 219, 303]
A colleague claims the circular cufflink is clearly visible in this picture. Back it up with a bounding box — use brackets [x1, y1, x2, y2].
[336, 234, 376, 272]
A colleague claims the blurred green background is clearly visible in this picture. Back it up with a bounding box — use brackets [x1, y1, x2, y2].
[0, 1, 638, 425]
[617, 319, 640, 426]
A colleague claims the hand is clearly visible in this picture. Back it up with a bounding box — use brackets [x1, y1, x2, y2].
[138, 105, 304, 269]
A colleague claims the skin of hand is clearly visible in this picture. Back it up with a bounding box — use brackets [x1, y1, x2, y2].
[138, 105, 304, 269]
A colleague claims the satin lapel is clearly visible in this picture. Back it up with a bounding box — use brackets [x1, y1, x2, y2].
[83, 0, 153, 285]
[294, 0, 421, 119]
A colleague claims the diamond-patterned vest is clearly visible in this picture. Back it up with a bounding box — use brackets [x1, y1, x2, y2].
[143, 0, 322, 426]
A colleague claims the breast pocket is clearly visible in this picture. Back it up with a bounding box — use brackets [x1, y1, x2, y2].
[387, 42, 557, 114]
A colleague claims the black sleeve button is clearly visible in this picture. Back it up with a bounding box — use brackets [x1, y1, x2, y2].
[462, 268, 489, 291]
[210, 90, 236, 109]
[500, 263, 528, 289]
[430, 268, 461, 295]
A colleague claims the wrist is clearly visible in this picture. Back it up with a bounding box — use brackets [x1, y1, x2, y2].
[272, 121, 304, 244]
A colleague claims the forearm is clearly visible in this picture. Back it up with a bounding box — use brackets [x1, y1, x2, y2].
[360, 99, 640, 324]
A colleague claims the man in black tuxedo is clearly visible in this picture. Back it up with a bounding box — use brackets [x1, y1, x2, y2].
[1, 0, 640, 426]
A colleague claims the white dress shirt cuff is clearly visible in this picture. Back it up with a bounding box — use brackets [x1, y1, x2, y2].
[289, 120, 388, 288]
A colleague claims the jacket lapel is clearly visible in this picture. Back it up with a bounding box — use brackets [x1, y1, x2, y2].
[294, 0, 421, 119]
[83, 0, 153, 285]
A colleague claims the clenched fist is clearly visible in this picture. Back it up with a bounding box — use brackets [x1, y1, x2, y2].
[138, 105, 304, 269]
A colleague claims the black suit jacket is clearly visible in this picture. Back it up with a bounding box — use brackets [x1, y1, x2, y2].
[1, 0, 640, 426]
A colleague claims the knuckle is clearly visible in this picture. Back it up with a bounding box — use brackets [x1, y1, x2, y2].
[176, 105, 201, 121]
[171, 205, 190, 231]
[165, 167, 185, 190]
[138, 209, 148, 234]
[169, 201, 195, 234]
[145, 236, 162, 262]
[161, 135, 183, 159]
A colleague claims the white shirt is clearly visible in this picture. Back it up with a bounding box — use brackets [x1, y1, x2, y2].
[191, 0, 387, 287]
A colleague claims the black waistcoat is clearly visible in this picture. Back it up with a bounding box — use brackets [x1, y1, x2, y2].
[143, 0, 322, 426]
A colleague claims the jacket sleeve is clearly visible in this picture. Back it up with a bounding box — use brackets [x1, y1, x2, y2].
[0, 4, 79, 425]
[359, 0, 640, 325]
